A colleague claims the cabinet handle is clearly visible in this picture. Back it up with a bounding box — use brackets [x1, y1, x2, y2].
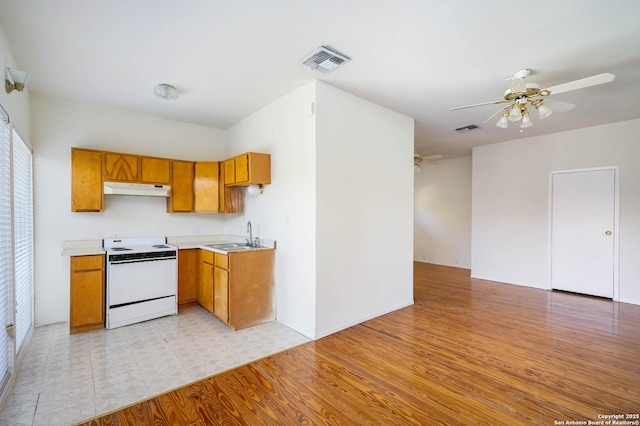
[605, 230, 612, 236]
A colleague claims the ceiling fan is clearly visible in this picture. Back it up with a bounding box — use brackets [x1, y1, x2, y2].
[450, 69, 615, 132]
[414, 154, 442, 172]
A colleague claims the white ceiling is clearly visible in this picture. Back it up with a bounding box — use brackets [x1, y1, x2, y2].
[1, 0, 639, 158]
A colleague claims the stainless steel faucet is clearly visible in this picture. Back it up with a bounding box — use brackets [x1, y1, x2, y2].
[247, 221, 253, 247]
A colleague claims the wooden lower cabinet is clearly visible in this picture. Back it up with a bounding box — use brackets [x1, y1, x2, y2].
[198, 250, 215, 313]
[70, 255, 105, 334]
[177, 249, 197, 305]
[213, 254, 229, 323]
[198, 249, 275, 331]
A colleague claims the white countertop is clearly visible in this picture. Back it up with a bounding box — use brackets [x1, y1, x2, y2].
[62, 235, 275, 256]
[61, 240, 105, 257]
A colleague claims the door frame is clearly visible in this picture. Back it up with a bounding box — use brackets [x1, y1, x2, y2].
[547, 166, 620, 300]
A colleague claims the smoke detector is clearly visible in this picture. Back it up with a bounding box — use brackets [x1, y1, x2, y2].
[300, 46, 350, 73]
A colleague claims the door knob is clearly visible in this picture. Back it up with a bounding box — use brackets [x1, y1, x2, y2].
[605, 231, 612, 236]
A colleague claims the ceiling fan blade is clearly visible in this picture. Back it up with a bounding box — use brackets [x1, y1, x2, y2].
[483, 107, 507, 124]
[544, 73, 615, 95]
[543, 98, 576, 112]
[450, 99, 509, 111]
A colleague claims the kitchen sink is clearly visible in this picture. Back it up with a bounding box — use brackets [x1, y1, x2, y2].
[205, 243, 261, 252]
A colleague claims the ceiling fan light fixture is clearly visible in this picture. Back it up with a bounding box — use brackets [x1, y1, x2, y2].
[521, 114, 533, 128]
[496, 110, 509, 128]
[508, 105, 522, 122]
[534, 101, 553, 119]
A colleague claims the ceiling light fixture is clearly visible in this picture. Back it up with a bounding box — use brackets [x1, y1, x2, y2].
[154, 83, 178, 100]
[498, 101, 547, 132]
[5, 67, 30, 94]
[493, 70, 559, 131]
[533, 99, 553, 120]
[247, 184, 264, 196]
[496, 110, 509, 128]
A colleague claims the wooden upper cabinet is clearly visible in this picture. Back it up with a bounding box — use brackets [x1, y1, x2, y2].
[167, 160, 194, 213]
[194, 162, 220, 213]
[71, 148, 103, 212]
[224, 152, 271, 186]
[224, 158, 236, 185]
[103, 152, 139, 182]
[140, 156, 171, 185]
[72, 148, 270, 214]
[234, 154, 250, 183]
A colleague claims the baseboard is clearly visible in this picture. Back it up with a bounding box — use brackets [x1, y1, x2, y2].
[314, 300, 414, 340]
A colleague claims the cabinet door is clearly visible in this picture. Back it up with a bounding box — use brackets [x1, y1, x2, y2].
[178, 249, 197, 304]
[218, 161, 226, 213]
[169, 161, 194, 212]
[70, 255, 104, 334]
[214, 267, 229, 323]
[140, 156, 171, 184]
[71, 148, 103, 212]
[234, 154, 249, 184]
[194, 162, 219, 212]
[224, 158, 236, 185]
[200, 260, 214, 314]
[104, 153, 139, 182]
[247, 152, 271, 185]
[227, 250, 275, 330]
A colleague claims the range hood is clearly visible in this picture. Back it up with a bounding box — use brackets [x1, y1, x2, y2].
[103, 181, 171, 197]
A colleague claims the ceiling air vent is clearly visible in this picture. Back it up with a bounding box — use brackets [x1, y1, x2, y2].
[300, 46, 350, 73]
[455, 124, 481, 133]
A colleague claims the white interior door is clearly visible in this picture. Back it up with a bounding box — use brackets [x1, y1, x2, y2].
[551, 168, 616, 298]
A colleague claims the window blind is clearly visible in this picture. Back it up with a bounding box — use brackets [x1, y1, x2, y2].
[0, 106, 11, 391]
[12, 130, 33, 354]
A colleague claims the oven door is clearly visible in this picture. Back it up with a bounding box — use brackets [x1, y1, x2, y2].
[107, 257, 177, 306]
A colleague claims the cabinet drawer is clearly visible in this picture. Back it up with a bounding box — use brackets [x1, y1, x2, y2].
[201, 249, 214, 264]
[71, 255, 104, 271]
[214, 253, 228, 269]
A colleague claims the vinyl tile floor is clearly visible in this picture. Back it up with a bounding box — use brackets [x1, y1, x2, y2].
[0, 305, 310, 426]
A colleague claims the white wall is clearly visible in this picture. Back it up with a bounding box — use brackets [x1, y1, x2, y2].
[414, 157, 472, 268]
[227, 81, 414, 339]
[314, 81, 414, 338]
[472, 119, 640, 305]
[31, 94, 228, 325]
[0, 24, 29, 140]
[226, 81, 318, 338]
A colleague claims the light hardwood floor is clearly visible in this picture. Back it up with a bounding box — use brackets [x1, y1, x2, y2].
[79, 262, 640, 425]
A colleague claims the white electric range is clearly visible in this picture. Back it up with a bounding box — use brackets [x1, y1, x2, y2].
[103, 236, 177, 329]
